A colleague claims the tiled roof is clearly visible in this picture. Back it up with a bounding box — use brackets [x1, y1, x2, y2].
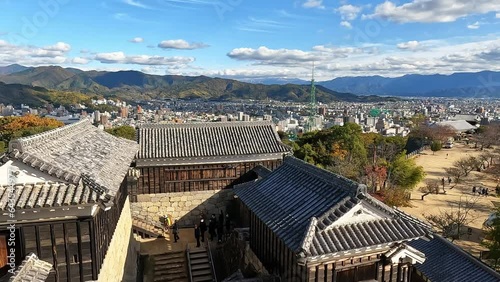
[234, 156, 428, 258]
[136, 122, 291, 160]
[409, 235, 500, 282]
[7, 119, 139, 199]
[0, 182, 98, 211]
[9, 253, 52, 282]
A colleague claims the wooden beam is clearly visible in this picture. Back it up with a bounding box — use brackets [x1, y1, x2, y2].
[76, 221, 84, 282]
[63, 223, 72, 282]
[89, 220, 97, 280]
[49, 224, 59, 282]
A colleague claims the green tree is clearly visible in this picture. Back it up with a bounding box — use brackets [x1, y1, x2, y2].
[430, 141, 442, 154]
[483, 209, 500, 269]
[386, 152, 425, 190]
[105, 125, 136, 140]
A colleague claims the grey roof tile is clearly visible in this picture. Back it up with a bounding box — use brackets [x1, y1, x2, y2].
[0, 182, 96, 211]
[8, 253, 52, 282]
[8, 119, 138, 199]
[409, 235, 500, 282]
[234, 156, 429, 258]
[137, 122, 291, 161]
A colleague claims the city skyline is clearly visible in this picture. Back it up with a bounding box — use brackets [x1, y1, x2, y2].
[0, 0, 499, 80]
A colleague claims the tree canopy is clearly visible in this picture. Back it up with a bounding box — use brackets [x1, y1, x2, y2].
[105, 125, 136, 141]
[0, 115, 64, 153]
[291, 123, 425, 206]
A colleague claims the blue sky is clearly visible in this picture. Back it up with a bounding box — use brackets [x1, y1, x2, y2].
[0, 0, 499, 80]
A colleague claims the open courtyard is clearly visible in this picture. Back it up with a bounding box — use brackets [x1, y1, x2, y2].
[400, 141, 500, 257]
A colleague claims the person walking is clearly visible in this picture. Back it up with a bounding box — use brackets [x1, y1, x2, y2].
[172, 220, 180, 243]
[194, 224, 201, 247]
[199, 218, 207, 243]
[209, 214, 217, 241]
[218, 211, 225, 243]
[448, 176, 452, 185]
[225, 212, 231, 235]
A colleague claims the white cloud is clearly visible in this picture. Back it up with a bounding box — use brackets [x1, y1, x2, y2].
[0, 40, 73, 66]
[227, 45, 366, 66]
[496, 12, 500, 18]
[94, 51, 195, 65]
[71, 57, 90, 64]
[158, 39, 208, 50]
[467, 21, 480, 29]
[368, 0, 500, 23]
[43, 42, 71, 52]
[224, 38, 500, 79]
[340, 21, 352, 29]
[123, 0, 150, 9]
[129, 37, 144, 43]
[337, 4, 362, 20]
[397, 40, 421, 51]
[303, 0, 324, 9]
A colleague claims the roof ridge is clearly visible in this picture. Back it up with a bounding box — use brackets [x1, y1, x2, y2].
[138, 121, 273, 129]
[299, 217, 318, 254]
[283, 156, 360, 195]
[8, 118, 92, 153]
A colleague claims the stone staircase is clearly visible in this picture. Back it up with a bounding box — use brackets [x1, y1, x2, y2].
[188, 248, 214, 282]
[152, 251, 188, 282]
[132, 216, 165, 239]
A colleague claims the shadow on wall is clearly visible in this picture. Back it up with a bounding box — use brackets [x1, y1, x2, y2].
[131, 189, 240, 228]
[130, 169, 262, 228]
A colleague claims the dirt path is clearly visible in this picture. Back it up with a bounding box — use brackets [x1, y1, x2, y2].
[399, 142, 499, 256]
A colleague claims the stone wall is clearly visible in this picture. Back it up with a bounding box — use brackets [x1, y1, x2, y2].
[98, 197, 139, 282]
[131, 189, 234, 227]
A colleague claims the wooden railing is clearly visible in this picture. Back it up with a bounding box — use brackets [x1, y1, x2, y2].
[186, 247, 193, 282]
[207, 242, 218, 282]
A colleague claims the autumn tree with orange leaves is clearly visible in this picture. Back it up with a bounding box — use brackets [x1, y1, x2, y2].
[0, 115, 64, 153]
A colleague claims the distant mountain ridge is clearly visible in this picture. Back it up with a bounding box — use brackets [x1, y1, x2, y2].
[2, 64, 499, 98]
[0, 65, 394, 104]
[317, 71, 500, 97]
[0, 64, 30, 75]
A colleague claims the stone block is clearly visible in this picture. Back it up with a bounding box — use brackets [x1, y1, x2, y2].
[180, 196, 188, 201]
[147, 206, 158, 213]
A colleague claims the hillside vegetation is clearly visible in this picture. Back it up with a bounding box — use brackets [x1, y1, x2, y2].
[0, 65, 394, 104]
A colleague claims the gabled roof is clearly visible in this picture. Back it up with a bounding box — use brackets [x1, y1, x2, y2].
[8, 253, 52, 282]
[0, 182, 98, 211]
[409, 235, 500, 282]
[436, 120, 477, 132]
[6, 119, 138, 200]
[234, 156, 429, 259]
[136, 122, 291, 164]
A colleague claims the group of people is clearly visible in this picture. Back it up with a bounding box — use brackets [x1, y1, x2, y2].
[441, 176, 452, 187]
[166, 211, 232, 247]
[472, 186, 489, 196]
[194, 211, 231, 247]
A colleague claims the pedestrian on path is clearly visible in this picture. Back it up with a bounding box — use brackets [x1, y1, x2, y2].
[172, 220, 180, 243]
[194, 224, 201, 247]
[199, 218, 207, 243]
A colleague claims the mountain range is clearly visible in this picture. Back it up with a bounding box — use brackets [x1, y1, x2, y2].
[1, 64, 498, 107]
[228, 72, 500, 98]
[0, 65, 389, 105]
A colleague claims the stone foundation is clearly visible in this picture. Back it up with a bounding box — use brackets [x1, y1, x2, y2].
[98, 197, 139, 282]
[131, 189, 234, 227]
